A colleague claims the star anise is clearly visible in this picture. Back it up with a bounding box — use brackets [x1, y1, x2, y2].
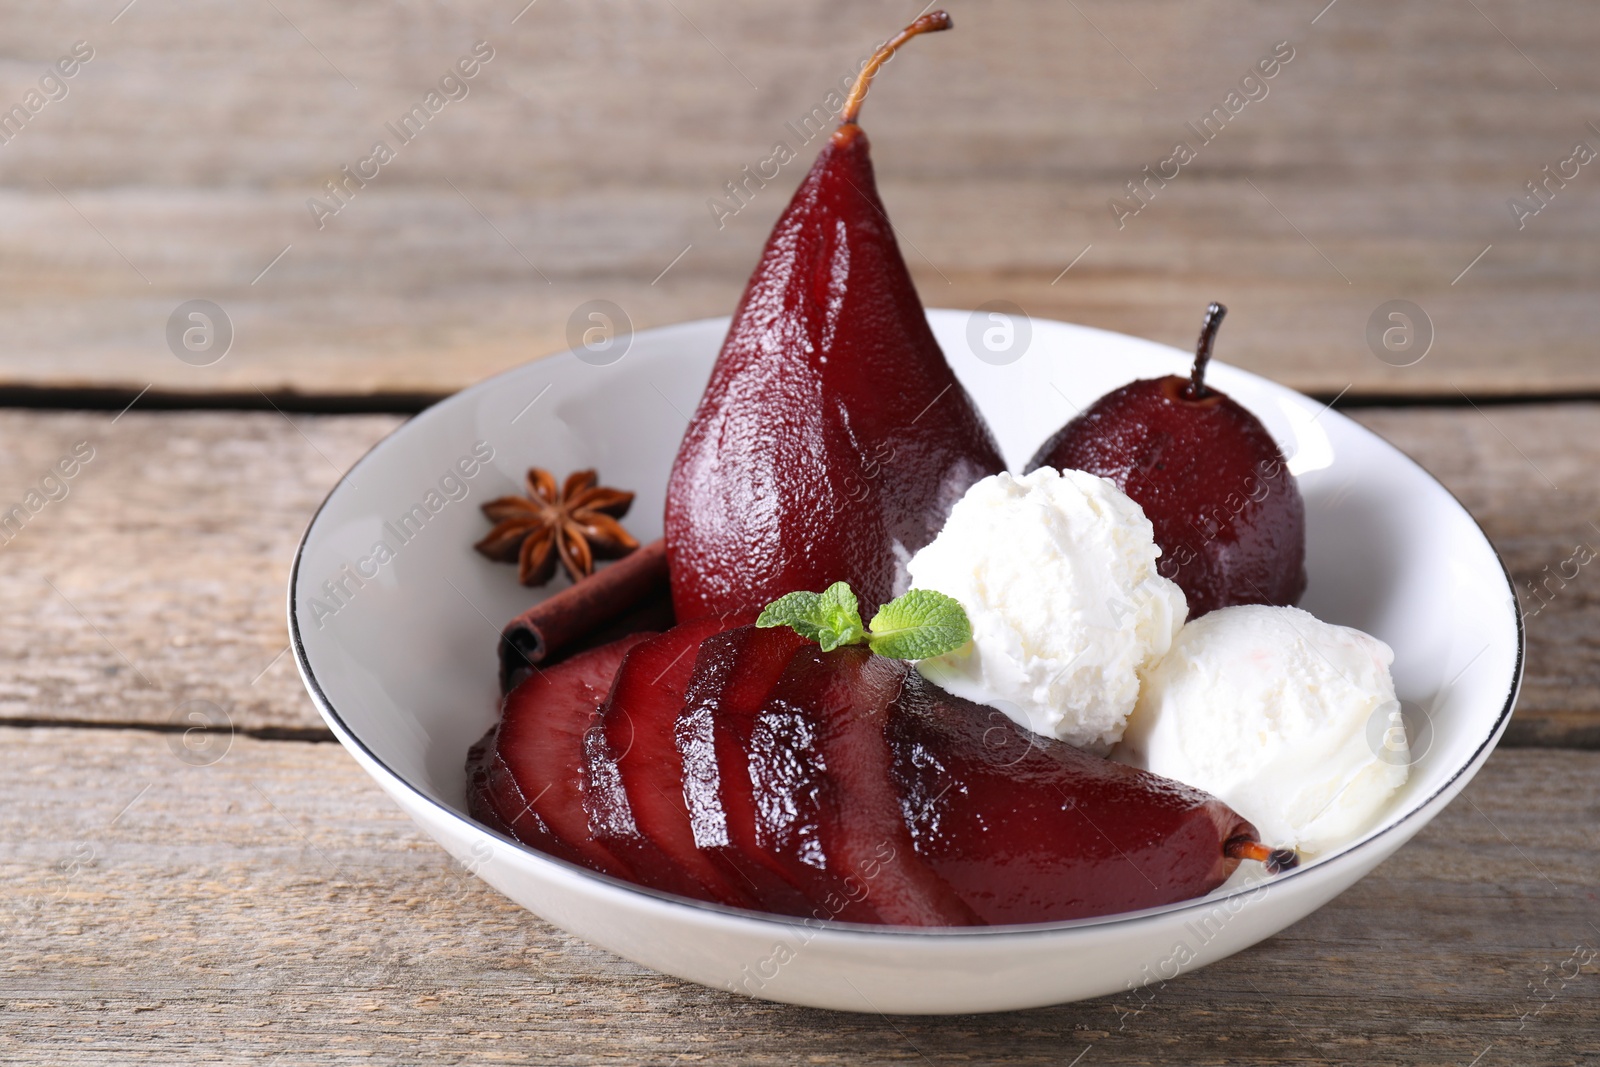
[474, 468, 639, 586]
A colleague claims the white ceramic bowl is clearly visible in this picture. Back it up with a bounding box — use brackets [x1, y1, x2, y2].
[290, 310, 1522, 1014]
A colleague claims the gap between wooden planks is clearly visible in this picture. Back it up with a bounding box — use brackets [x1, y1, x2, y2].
[0, 405, 1592, 743]
[2, 0, 1599, 399]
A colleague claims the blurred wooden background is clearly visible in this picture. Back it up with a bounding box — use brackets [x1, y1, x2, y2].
[1, 0, 1595, 398]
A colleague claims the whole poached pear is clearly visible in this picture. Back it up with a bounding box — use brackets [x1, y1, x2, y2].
[1027, 303, 1307, 616]
[665, 13, 1004, 621]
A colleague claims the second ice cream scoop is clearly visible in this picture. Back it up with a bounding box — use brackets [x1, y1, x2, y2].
[1117, 604, 1409, 854]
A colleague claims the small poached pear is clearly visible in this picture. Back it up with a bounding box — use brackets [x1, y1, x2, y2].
[1026, 303, 1306, 616]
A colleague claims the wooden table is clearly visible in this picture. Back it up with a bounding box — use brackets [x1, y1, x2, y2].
[3, 1, 1597, 1062]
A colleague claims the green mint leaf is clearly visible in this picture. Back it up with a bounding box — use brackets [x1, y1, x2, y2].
[814, 581, 866, 651]
[756, 581, 866, 651]
[866, 589, 972, 661]
[756, 589, 821, 631]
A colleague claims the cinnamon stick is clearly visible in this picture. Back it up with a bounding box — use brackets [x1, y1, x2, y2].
[499, 537, 673, 692]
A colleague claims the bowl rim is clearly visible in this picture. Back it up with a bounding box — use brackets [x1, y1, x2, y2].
[288, 312, 1526, 939]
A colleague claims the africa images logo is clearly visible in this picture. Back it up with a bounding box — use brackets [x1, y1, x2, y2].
[307, 441, 495, 628]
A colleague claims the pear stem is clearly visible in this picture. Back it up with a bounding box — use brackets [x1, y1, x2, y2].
[834, 11, 953, 136]
[1224, 834, 1299, 875]
[1186, 301, 1228, 399]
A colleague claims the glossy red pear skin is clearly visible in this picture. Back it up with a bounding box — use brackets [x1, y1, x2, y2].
[740, 645, 979, 925]
[468, 633, 653, 878]
[666, 127, 1004, 621]
[1027, 375, 1306, 616]
[678, 624, 817, 917]
[890, 670, 1250, 923]
[594, 614, 757, 907]
[471, 627, 1256, 926]
[465, 730, 511, 836]
[580, 621, 746, 905]
[694, 635, 876, 922]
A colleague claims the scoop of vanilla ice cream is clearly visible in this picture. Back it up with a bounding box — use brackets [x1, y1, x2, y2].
[1118, 604, 1408, 854]
[907, 467, 1187, 752]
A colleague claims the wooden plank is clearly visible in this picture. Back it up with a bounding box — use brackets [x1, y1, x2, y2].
[0, 406, 1593, 743]
[1, 729, 1596, 1064]
[1352, 406, 1600, 748]
[0, 0, 1597, 396]
[0, 410, 401, 735]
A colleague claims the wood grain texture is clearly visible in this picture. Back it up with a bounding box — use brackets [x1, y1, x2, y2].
[0, 0, 1597, 397]
[0, 405, 1593, 744]
[1352, 405, 1600, 748]
[2, 728, 1597, 1065]
[0, 409, 401, 735]
[4, 3, 1595, 1055]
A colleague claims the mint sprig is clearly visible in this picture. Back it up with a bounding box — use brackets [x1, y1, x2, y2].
[755, 581, 865, 652]
[755, 581, 971, 661]
[866, 589, 973, 660]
